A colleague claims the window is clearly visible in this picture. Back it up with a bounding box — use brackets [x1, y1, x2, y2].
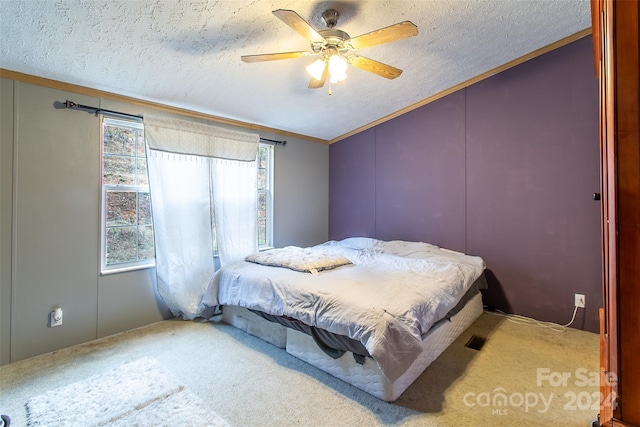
[257, 143, 274, 249]
[101, 123, 272, 271]
[100, 118, 155, 273]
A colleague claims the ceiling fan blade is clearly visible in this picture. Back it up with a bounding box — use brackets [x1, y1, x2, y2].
[272, 9, 325, 43]
[308, 62, 329, 89]
[347, 21, 418, 50]
[348, 56, 403, 79]
[241, 51, 311, 63]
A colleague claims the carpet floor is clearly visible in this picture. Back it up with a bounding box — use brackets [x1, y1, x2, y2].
[0, 312, 600, 426]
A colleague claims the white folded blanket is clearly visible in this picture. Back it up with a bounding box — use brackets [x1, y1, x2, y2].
[245, 246, 351, 274]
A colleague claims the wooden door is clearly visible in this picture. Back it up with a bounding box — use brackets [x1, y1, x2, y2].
[593, 0, 640, 426]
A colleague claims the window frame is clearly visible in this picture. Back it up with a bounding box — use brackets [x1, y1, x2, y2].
[257, 143, 274, 250]
[100, 117, 155, 275]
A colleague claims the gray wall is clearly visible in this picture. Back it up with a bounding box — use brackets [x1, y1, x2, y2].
[0, 80, 329, 364]
[1, 78, 14, 365]
[273, 134, 329, 248]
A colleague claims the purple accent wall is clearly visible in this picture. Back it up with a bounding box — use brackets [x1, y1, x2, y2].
[329, 128, 376, 238]
[329, 36, 602, 332]
[375, 90, 467, 251]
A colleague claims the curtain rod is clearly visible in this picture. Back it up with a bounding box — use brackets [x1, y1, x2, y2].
[259, 137, 286, 146]
[57, 100, 143, 121]
[57, 99, 286, 146]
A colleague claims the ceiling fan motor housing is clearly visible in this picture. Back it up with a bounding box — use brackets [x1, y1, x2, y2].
[321, 9, 340, 28]
[312, 29, 351, 53]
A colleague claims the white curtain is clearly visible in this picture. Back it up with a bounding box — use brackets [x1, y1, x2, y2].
[144, 116, 258, 319]
[211, 158, 258, 266]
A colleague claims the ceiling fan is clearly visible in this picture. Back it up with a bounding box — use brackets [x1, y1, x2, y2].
[241, 9, 418, 93]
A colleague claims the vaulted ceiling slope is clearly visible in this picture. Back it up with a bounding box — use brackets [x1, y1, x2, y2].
[0, 1, 591, 142]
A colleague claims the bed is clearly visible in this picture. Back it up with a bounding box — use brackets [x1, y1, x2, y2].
[200, 237, 486, 401]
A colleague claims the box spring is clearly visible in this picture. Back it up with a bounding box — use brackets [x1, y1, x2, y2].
[222, 292, 483, 401]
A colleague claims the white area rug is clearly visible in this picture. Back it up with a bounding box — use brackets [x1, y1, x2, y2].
[26, 357, 229, 427]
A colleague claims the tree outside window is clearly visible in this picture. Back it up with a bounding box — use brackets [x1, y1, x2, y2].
[101, 118, 155, 273]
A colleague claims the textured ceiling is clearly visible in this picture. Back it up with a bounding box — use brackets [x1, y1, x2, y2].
[0, 1, 591, 142]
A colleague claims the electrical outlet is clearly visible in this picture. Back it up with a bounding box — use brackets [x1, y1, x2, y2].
[50, 307, 63, 327]
[574, 294, 585, 308]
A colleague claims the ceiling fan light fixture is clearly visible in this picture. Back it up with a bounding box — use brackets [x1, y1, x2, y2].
[330, 72, 347, 84]
[328, 54, 348, 82]
[306, 58, 326, 80]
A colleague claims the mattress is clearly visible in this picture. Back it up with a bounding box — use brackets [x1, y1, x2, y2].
[222, 292, 483, 401]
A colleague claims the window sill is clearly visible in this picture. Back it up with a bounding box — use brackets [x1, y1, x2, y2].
[101, 260, 156, 276]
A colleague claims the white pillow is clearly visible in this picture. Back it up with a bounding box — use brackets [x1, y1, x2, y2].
[338, 237, 379, 250]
